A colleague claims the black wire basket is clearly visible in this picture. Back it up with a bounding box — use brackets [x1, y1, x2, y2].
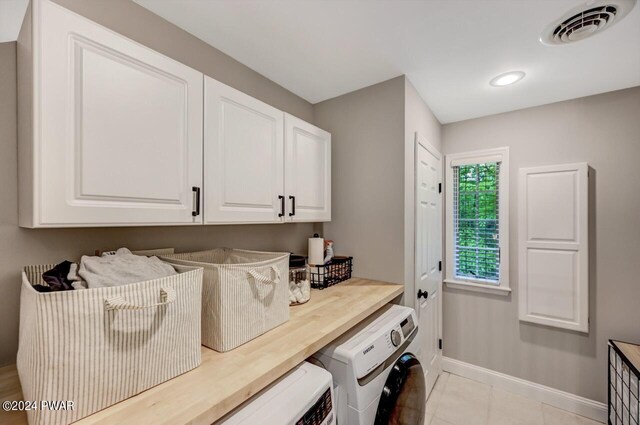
[310, 256, 353, 289]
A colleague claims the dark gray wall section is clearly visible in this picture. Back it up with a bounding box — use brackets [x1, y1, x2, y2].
[314, 76, 407, 285]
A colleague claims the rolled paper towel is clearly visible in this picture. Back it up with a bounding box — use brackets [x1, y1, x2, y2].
[308, 235, 324, 266]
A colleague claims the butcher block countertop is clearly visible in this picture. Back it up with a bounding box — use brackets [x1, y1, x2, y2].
[0, 277, 403, 425]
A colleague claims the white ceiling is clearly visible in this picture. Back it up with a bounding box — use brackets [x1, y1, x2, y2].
[133, 0, 640, 123]
[1, 1, 637, 122]
[0, 0, 28, 43]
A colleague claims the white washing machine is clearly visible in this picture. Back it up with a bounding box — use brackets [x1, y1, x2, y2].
[219, 361, 336, 425]
[312, 304, 425, 425]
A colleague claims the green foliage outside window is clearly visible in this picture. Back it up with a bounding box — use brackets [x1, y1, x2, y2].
[454, 162, 500, 282]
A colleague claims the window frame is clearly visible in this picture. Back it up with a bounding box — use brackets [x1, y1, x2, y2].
[444, 147, 510, 295]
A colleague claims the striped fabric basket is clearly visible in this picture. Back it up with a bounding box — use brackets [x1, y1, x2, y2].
[16, 263, 203, 425]
[161, 248, 290, 352]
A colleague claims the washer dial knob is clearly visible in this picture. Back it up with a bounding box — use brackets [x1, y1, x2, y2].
[390, 329, 401, 347]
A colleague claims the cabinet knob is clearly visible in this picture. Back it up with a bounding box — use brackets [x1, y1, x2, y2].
[417, 289, 429, 299]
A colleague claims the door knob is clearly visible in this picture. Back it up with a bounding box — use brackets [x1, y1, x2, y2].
[417, 289, 429, 299]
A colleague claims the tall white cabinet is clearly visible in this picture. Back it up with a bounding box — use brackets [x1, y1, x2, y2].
[18, 0, 204, 227]
[518, 163, 589, 332]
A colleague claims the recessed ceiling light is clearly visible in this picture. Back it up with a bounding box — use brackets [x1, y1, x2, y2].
[490, 71, 526, 87]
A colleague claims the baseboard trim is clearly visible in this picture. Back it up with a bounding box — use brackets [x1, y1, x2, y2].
[442, 357, 607, 423]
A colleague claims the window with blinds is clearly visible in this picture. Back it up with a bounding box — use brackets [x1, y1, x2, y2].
[453, 162, 501, 283]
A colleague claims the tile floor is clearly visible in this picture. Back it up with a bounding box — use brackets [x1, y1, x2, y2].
[425, 373, 604, 425]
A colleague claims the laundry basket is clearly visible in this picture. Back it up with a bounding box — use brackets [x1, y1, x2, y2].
[16, 263, 203, 425]
[161, 248, 290, 352]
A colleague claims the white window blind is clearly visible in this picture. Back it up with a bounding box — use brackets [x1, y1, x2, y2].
[453, 162, 501, 283]
[445, 147, 510, 295]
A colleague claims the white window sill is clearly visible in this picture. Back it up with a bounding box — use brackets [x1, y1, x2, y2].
[444, 279, 511, 296]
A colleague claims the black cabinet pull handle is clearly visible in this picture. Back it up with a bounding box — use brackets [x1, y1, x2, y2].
[192, 187, 200, 217]
[278, 195, 285, 217]
[417, 289, 429, 299]
[289, 196, 296, 217]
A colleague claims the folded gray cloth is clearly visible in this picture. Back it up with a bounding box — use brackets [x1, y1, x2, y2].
[76, 248, 177, 289]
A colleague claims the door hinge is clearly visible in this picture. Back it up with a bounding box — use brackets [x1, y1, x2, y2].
[438, 261, 442, 272]
[438, 183, 442, 193]
[439, 338, 443, 350]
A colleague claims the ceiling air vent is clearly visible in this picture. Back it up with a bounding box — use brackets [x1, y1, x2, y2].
[541, 0, 636, 45]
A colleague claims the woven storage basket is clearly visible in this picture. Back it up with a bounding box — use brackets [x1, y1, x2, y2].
[16, 263, 203, 425]
[161, 248, 289, 352]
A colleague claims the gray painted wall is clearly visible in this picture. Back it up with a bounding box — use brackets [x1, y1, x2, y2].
[442, 86, 640, 403]
[0, 0, 317, 366]
[313, 76, 442, 304]
[314, 76, 407, 285]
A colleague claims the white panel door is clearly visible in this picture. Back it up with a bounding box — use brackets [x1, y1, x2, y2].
[518, 163, 589, 332]
[418, 290, 441, 396]
[36, 0, 203, 226]
[284, 114, 331, 222]
[414, 133, 442, 396]
[204, 76, 284, 224]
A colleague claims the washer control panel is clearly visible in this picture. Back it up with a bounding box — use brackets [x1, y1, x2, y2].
[350, 306, 419, 380]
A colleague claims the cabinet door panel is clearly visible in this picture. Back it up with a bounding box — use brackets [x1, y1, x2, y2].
[205, 77, 284, 224]
[36, 0, 203, 226]
[78, 44, 185, 202]
[284, 114, 331, 222]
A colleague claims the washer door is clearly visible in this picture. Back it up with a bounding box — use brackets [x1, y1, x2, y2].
[374, 353, 425, 425]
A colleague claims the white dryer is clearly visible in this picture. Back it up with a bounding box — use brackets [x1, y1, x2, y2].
[312, 304, 425, 425]
[219, 361, 336, 425]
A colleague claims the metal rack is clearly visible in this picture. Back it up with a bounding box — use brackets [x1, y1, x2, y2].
[609, 340, 640, 425]
[310, 256, 353, 289]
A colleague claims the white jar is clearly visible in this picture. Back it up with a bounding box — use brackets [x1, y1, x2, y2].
[289, 255, 310, 305]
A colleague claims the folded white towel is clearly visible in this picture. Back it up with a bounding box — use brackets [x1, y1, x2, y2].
[78, 247, 177, 289]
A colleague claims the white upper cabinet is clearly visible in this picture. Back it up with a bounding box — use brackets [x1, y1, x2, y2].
[18, 0, 330, 227]
[284, 114, 331, 222]
[204, 76, 285, 224]
[18, 0, 204, 227]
